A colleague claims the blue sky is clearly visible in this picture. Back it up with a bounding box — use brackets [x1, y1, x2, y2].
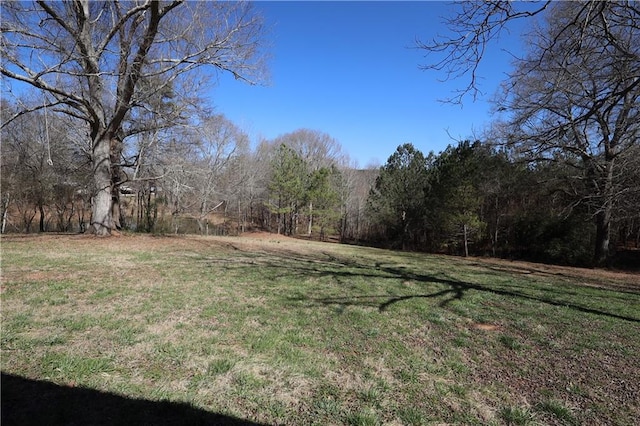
[212, 1, 525, 167]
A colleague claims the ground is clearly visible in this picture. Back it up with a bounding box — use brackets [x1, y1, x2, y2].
[1, 232, 639, 425]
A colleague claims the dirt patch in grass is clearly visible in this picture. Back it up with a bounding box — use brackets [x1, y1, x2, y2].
[471, 323, 501, 331]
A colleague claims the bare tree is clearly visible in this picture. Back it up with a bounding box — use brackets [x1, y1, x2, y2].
[230, 147, 269, 233]
[337, 163, 378, 242]
[190, 115, 248, 234]
[501, 2, 639, 265]
[1, 1, 267, 235]
[420, 1, 640, 265]
[273, 129, 346, 171]
[159, 136, 197, 233]
[0, 103, 50, 232]
[0, 98, 90, 233]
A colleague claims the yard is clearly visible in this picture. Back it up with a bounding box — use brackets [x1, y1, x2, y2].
[1, 233, 639, 425]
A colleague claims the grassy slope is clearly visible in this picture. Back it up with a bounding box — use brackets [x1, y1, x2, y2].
[1, 234, 639, 426]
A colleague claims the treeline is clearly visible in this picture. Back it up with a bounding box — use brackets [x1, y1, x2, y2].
[2, 106, 639, 267]
[0, 107, 373, 241]
[368, 142, 640, 267]
[3, 1, 638, 270]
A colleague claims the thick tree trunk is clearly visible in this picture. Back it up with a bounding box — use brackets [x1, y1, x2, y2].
[593, 160, 614, 267]
[594, 207, 611, 267]
[91, 135, 113, 235]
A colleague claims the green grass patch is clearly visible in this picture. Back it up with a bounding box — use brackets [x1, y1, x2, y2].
[500, 405, 537, 425]
[207, 358, 235, 375]
[40, 352, 115, 383]
[536, 399, 579, 425]
[345, 408, 381, 426]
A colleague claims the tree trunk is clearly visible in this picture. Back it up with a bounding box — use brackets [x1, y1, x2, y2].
[1, 193, 9, 234]
[145, 187, 156, 232]
[308, 201, 313, 236]
[198, 200, 207, 235]
[77, 197, 86, 233]
[91, 135, 113, 235]
[340, 211, 347, 243]
[492, 197, 499, 257]
[39, 202, 46, 232]
[593, 158, 615, 267]
[401, 210, 407, 250]
[463, 223, 469, 257]
[24, 207, 36, 233]
[594, 208, 611, 267]
[111, 190, 122, 230]
[137, 191, 143, 229]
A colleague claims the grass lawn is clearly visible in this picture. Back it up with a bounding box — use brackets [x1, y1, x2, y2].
[1, 233, 639, 425]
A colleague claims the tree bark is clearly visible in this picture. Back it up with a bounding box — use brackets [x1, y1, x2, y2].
[91, 135, 113, 236]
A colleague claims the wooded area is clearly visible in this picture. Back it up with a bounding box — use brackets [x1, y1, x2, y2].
[1, 1, 639, 268]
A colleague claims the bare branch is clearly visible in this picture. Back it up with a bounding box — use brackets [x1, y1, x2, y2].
[417, 0, 551, 104]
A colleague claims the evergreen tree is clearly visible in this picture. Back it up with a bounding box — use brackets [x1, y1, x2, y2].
[268, 144, 307, 235]
[367, 143, 430, 250]
[429, 141, 485, 256]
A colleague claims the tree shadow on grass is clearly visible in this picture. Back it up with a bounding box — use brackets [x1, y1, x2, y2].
[282, 253, 640, 324]
[1, 372, 266, 426]
[471, 261, 640, 295]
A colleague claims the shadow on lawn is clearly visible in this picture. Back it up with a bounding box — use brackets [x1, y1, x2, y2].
[1, 373, 265, 426]
[282, 252, 640, 324]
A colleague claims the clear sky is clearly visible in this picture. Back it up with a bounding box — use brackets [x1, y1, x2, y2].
[210, 1, 525, 167]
